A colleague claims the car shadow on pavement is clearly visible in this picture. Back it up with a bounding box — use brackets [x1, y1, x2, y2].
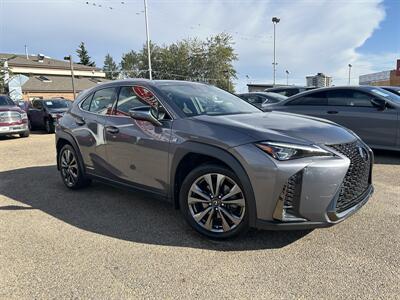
[0, 165, 312, 251]
[373, 149, 400, 165]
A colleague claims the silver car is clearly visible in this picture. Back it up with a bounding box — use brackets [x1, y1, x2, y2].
[56, 80, 374, 239]
[266, 86, 400, 151]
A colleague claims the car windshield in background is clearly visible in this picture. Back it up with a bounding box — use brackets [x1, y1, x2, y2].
[264, 92, 288, 101]
[369, 88, 400, 104]
[0, 95, 15, 106]
[43, 100, 70, 109]
[158, 84, 261, 116]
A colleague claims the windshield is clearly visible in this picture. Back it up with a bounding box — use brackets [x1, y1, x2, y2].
[158, 83, 261, 116]
[369, 87, 400, 104]
[0, 95, 15, 106]
[43, 100, 71, 109]
[264, 92, 288, 101]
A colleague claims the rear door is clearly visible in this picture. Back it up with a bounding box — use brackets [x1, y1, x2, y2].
[325, 89, 397, 147]
[104, 85, 172, 194]
[72, 87, 117, 174]
[279, 91, 329, 118]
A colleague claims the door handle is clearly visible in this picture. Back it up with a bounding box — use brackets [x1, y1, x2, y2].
[105, 126, 119, 134]
[75, 117, 85, 126]
[327, 111, 338, 114]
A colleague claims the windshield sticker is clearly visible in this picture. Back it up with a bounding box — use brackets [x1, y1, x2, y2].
[46, 101, 53, 105]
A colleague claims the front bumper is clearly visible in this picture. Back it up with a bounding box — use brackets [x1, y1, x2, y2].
[0, 123, 29, 135]
[231, 141, 374, 230]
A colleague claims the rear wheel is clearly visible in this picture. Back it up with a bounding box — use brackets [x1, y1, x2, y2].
[179, 165, 249, 239]
[59, 144, 91, 189]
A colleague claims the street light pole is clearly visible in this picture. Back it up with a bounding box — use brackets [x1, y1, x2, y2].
[348, 64, 352, 85]
[144, 0, 152, 80]
[285, 70, 289, 85]
[272, 17, 280, 86]
[64, 55, 76, 100]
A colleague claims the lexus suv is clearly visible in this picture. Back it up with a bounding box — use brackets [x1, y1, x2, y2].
[56, 80, 374, 238]
[0, 95, 29, 138]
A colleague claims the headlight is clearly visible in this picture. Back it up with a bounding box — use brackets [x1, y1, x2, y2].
[256, 142, 334, 161]
[20, 112, 27, 119]
[50, 113, 59, 118]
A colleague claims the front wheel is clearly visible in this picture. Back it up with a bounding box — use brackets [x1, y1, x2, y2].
[59, 144, 91, 189]
[179, 164, 249, 239]
[19, 130, 30, 138]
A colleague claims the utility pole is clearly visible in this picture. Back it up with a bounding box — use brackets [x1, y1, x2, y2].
[64, 55, 76, 100]
[272, 17, 280, 86]
[348, 64, 352, 85]
[144, 0, 152, 80]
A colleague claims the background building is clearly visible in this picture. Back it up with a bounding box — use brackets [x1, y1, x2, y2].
[359, 60, 400, 86]
[306, 73, 332, 87]
[1, 53, 108, 101]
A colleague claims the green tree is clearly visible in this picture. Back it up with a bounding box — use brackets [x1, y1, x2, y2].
[120, 50, 140, 78]
[119, 33, 238, 91]
[76, 42, 96, 67]
[103, 54, 119, 80]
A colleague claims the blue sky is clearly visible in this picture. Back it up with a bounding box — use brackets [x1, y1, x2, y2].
[0, 0, 399, 91]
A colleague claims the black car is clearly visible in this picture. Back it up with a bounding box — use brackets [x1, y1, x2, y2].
[237, 92, 287, 109]
[265, 86, 316, 97]
[265, 86, 400, 151]
[28, 99, 72, 133]
[380, 86, 400, 96]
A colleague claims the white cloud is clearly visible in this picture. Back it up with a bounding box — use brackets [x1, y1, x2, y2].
[0, 0, 395, 91]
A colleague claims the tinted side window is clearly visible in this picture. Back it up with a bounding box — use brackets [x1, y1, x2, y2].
[80, 94, 92, 111]
[327, 90, 373, 107]
[245, 95, 263, 104]
[89, 88, 117, 115]
[287, 92, 327, 106]
[115, 86, 150, 116]
[283, 89, 300, 97]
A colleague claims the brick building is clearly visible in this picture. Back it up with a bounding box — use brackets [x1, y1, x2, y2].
[359, 59, 400, 86]
[1, 53, 108, 101]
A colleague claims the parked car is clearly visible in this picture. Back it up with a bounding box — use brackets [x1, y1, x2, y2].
[265, 86, 400, 151]
[0, 95, 29, 138]
[237, 92, 287, 108]
[28, 99, 71, 133]
[380, 86, 400, 96]
[264, 86, 316, 97]
[56, 80, 373, 239]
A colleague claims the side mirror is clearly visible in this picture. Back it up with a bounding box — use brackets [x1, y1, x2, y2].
[129, 107, 162, 126]
[371, 98, 386, 110]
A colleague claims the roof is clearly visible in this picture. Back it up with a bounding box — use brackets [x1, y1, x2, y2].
[0, 53, 101, 72]
[21, 75, 109, 92]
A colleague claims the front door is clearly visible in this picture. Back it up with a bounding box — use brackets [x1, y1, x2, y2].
[104, 85, 172, 194]
[324, 89, 398, 148]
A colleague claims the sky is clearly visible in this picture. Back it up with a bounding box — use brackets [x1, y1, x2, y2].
[0, 0, 399, 92]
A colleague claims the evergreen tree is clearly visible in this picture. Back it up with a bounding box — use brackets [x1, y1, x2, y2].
[103, 54, 119, 80]
[76, 42, 96, 67]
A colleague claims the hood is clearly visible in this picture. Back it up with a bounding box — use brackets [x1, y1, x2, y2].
[192, 111, 357, 146]
[0, 106, 24, 113]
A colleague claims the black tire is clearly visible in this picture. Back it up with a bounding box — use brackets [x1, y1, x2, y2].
[179, 164, 250, 239]
[45, 118, 55, 134]
[19, 131, 30, 138]
[58, 144, 91, 189]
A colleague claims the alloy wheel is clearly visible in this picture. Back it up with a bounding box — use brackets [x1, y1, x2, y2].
[60, 149, 79, 187]
[187, 173, 246, 233]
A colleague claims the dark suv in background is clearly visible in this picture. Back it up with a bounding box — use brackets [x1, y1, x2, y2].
[56, 80, 373, 239]
[29, 99, 71, 133]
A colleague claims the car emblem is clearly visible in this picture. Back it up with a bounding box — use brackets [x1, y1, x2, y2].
[358, 145, 369, 161]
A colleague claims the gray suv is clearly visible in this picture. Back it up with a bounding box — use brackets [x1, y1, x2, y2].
[56, 80, 374, 239]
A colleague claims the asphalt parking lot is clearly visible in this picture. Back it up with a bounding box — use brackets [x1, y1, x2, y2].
[0, 133, 399, 299]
